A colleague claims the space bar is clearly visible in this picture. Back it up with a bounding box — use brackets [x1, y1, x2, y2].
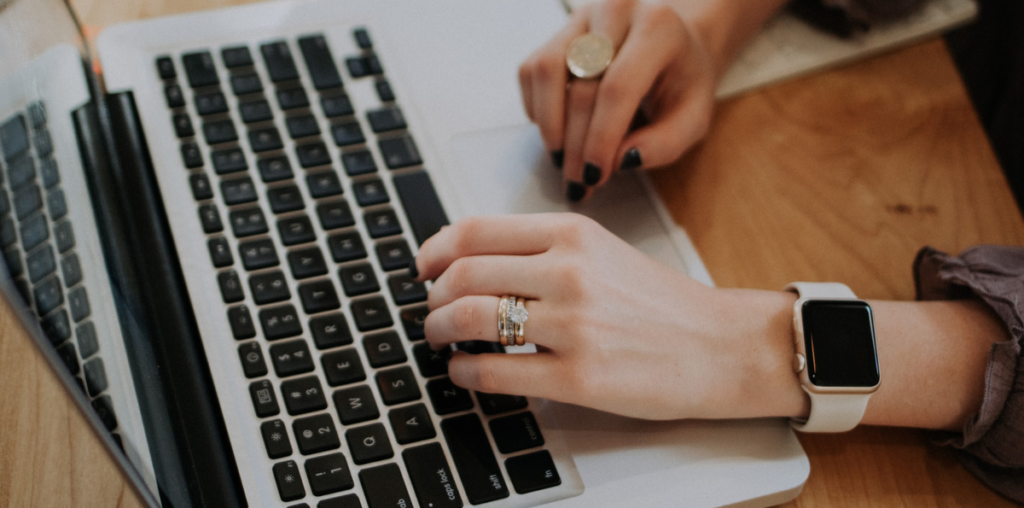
[393, 170, 450, 246]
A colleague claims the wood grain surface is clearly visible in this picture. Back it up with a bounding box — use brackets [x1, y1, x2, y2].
[0, 0, 1020, 506]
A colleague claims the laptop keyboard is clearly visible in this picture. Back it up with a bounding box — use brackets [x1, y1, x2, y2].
[0, 103, 121, 440]
[159, 29, 563, 506]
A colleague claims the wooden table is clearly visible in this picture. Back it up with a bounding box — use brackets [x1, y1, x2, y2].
[1, 0, 1021, 506]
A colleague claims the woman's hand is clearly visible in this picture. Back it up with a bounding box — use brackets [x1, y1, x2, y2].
[413, 214, 807, 421]
[518, 0, 717, 202]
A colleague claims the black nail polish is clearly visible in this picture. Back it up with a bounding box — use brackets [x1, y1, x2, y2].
[620, 148, 642, 172]
[567, 182, 585, 202]
[408, 259, 419, 279]
[583, 163, 601, 186]
[550, 150, 564, 169]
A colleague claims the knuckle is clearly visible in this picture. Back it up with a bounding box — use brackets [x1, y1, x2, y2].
[603, 0, 636, 17]
[596, 77, 626, 106]
[451, 299, 479, 332]
[473, 359, 503, 393]
[446, 257, 473, 295]
[534, 52, 563, 83]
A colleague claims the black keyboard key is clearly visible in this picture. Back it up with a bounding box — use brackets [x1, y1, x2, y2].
[311, 313, 353, 350]
[293, 413, 341, 455]
[0, 115, 28, 161]
[38, 158, 58, 189]
[305, 453, 354, 497]
[351, 297, 393, 331]
[268, 186, 305, 215]
[353, 28, 372, 50]
[505, 451, 561, 494]
[281, 375, 328, 415]
[198, 204, 224, 233]
[19, 213, 48, 251]
[400, 306, 428, 341]
[181, 143, 204, 168]
[363, 331, 406, 368]
[0, 217, 14, 247]
[374, 240, 411, 272]
[83, 357, 108, 396]
[217, 270, 245, 303]
[26, 245, 55, 283]
[412, 343, 449, 378]
[321, 94, 353, 118]
[476, 392, 528, 416]
[316, 200, 354, 230]
[258, 156, 294, 182]
[240, 100, 274, 123]
[209, 147, 245, 175]
[333, 384, 379, 425]
[55, 221, 75, 254]
[14, 184, 42, 219]
[165, 84, 185, 108]
[327, 232, 366, 262]
[27, 102, 46, 128]
[270, 339, 315, 377]
[228, 305, 257, 339]
[190, 173, 214, 200]
[354, 179, 389, 207]
[490, 412, 544, 453]
[41, 309, 71, 346]
[393, 171, 450, 246]
[286, 114, 321, 139]
[367, 108, 406, 133]
[307, 172, 344, 198]
[376, 366, 421, 405]
[222, 46, 253, 68]
[67, 286, 90, 322]
[298, 35, 343, 90]
[182, 52, 219, 88]
[4, 247, 22, 277]
[331, 121, 364, 147]
[46, 189, 66, 220]
[456, 340, 505, 354]
[345, 57, 369, 78]
[57, 341, 80, 375]
[277, 88, 310, 110]
[195, 91, 228, 115]
[155, 56, 176, 80]
[250, 271, 291, 305]
[366, 54, 383, 75]
[34, 277, 63, 316]
[427, 378, 473, 415]
[272, 460, 305, 501]
[239, 341, 269, 378]
[364, 209, 401, 238]
[229, 207, 268, 237]
[403, 443, 463, 508]
[322, 348, 364, 386]
[260, 304, 303, 341]
[76, 321, 99, 359]
[203, 120, 238, 145]
[299, 279, 341, 314]
[296, 142, 332, 168]
[208, 237, 233, 267]
[278, 215, 316, 245]
[60, 253, 82, 287]
[338, 263, 379, 297]
[250, 127, 284, 152]
[288, 247, 328, 280]
[375, 80, 395, 102]
[239, 238, 279, 270]
[261, 419, 293, 458]
[230, 73, 263, 95]
[340, 150, 376, 177]
[261, 42, 300, 82]
[8, 156, 35, 189]
[360, 464, 412, 508]
[221, 177, 258, 205]
[34, 129, 53, 158]
[441, 414, 509, 504]
[92, 395, 118, 431]
[346, 423, 393, 465]
[388, 274, 427, 305]
[388, 404, 436, 445]
[379, 135, 422, 169]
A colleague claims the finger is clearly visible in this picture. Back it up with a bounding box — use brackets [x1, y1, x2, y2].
[414, 214, 565, 282]
[448, 352, 562, 400]
[427, 255, 551, 311]
[518, 58, 534, 122]
[616, 82, 714, 171]
[425, 295, 555, 349]
[529, 11, 591, 156]
[562, 78, 599, 202]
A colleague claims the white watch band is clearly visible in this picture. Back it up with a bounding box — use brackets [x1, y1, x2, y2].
[785, 282, 874, 433]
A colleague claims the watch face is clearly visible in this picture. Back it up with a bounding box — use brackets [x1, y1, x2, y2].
[802, 300, 879, 387]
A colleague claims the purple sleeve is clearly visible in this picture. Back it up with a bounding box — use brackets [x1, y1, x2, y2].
[914, 245, 1024, 502]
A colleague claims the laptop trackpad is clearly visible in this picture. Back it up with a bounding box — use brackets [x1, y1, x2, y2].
[449, 124, 689, 274]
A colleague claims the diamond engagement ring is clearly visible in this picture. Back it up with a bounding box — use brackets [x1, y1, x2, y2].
[498, 295, 530, 346]
[566, 33, 614, 79]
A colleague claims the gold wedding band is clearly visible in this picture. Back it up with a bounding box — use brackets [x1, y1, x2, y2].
[498, 295, 530, 346]
[566, 33, 614, 79]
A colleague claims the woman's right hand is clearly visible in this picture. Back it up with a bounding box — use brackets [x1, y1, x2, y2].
[518, 0, 718, 202]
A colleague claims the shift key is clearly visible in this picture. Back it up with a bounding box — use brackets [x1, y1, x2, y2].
[441, 414, 509, 504]
[403, 442, 463, 508]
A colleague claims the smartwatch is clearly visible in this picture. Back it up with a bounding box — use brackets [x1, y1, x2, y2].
[786, 282, 880, 432]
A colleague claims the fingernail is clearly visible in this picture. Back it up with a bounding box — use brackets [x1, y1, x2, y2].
[567, 182, 585, 202]
[408, 259, 419, 279]
[620, 148, 642, 171]
[583, 163, 601, 186]
[550, 150, 564, 169]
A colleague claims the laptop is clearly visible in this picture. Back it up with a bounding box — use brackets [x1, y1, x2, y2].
[0, 0, 823, 506]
